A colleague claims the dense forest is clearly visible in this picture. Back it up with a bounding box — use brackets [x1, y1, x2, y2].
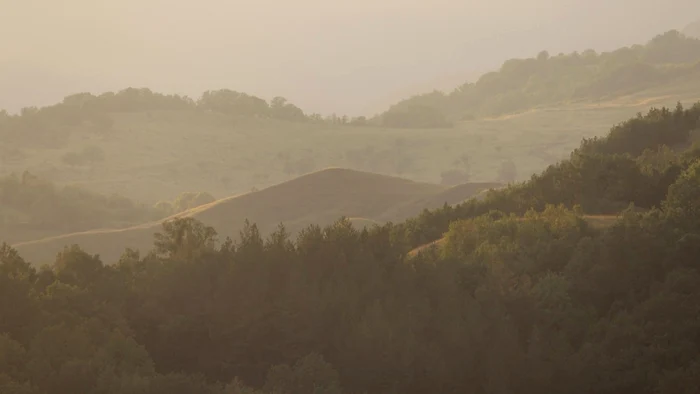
[2, 102, 700, 393]
[380, 30, 700, 127]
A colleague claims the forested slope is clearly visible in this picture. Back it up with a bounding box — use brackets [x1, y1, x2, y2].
[396, 102, 700, 248]
[2, 105, 700, 394]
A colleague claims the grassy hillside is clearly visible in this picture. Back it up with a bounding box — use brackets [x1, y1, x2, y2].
[379, 30, 700, 126]
[3, 78, 700, 205]
[11, 168, 497, 264]
[3, 30, 700, 206]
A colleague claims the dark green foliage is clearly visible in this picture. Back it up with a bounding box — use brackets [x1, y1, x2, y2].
[664, 159, 700, 220]
[395, 102, 700, 250]
[3, 105, 700, 394]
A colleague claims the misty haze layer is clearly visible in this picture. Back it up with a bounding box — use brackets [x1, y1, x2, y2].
[2, 0, 699, 116]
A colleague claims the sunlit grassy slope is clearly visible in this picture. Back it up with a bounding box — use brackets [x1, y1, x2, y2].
[3, 77, 700, 205]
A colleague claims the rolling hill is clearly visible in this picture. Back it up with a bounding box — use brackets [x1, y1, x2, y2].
[6, 83, 700, 394]
[3, 77, 700, 206]
[3, 30, 700, 207]
[378, 30, 700, 126]
[12, 168, 499, 264]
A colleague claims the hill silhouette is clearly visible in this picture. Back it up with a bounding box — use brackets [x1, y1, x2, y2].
[4, 29, 700, 206]
[4, 78, 699, 205]
[12, 168, 498, 264]
[378, 30, 700, 127]
[684, 19, 700, 38]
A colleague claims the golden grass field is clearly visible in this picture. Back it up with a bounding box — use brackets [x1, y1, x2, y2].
[12, 168, 500, 264]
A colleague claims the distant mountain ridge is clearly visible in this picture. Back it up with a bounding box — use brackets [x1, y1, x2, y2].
[377, 30, 700, 128]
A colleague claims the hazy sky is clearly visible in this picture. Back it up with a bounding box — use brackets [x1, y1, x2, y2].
[1, 0, 699, 116]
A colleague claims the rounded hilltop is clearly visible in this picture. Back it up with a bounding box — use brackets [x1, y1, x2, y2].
[13, 167, 496, 264]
